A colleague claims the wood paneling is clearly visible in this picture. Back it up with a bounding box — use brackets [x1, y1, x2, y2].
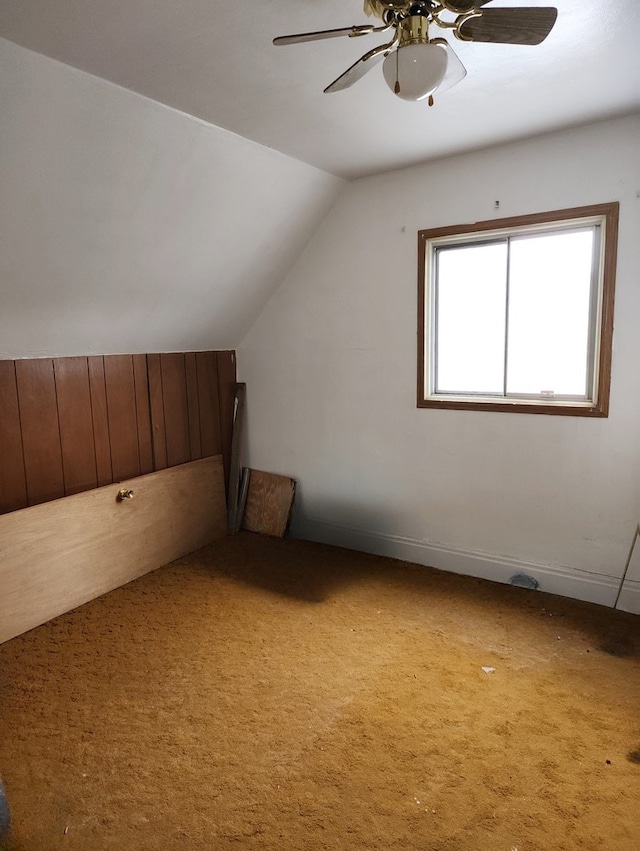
[0, 361, 28, 513]
[88, 356, 113, 486]
[54, 357, 98, 496]
[217, 351, 237, 491]
[133, 354, 154, 475]
[15, 359, 65, 506]
[104, 355, 141, 481]
[160, 353, 191, 467]
[185, 352, 202, 461]
[148, 353, 168, 471]
[0, 456, 227, 645]
[196, 351, 222, 458]
[0, 351, 234, 515]
[228, 383, 247, 534]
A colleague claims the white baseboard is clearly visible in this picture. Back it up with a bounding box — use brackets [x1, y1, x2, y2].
[615, 581, 640, 615]
[297, 516, 624, 609]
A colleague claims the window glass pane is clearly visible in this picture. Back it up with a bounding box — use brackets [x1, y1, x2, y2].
[506, 229, 594, 397]
[436, 242, 508, 394]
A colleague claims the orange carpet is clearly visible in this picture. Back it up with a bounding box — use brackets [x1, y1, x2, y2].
[0, 533, 638, 850]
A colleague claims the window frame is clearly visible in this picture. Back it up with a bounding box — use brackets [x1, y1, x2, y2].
[417, 203, 619, 417]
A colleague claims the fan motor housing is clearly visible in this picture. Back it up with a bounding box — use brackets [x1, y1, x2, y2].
[398, 15, 431, 45]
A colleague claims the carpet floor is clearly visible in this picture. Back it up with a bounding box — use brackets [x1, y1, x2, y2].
[0, 532, 639, 851]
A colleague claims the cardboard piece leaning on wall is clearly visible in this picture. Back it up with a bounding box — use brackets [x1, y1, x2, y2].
[241, 470, 296, 538]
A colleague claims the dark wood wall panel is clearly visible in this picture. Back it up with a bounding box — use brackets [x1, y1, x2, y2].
[0, 351, 236, 516]
[196, 352, 222, 458]
[0, 361, 28, 513]
[217, 351, 237, 491]
[147, 353, 168, 471]
[185, 353, 202, 461]
[54, 357, 98, 496]
[160, 353, 191, 468]
[88, 357, 113, 487]
[133, 354, 154, 476]
[104, 356, 141, 482]
[15, 359, 65, 506]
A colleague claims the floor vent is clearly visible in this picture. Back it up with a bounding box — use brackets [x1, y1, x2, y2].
[509, 573, 540, 591]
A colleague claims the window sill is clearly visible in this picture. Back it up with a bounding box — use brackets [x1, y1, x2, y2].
[417, 397, 608, 417]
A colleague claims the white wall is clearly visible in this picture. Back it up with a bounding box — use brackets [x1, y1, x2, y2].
[239, 114, 640, 611]
[0, 38, 344, 357]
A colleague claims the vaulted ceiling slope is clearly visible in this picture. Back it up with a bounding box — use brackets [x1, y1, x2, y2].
[0, 0, 639, 178]
[0, 39, 344, 358]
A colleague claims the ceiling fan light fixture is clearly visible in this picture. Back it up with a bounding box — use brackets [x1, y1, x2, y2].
[382, 43, 448, 101]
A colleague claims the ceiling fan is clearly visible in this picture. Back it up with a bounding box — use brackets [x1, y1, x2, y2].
[273, 1, 558, 103]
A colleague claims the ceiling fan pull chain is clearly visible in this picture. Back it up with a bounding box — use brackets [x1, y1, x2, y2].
[395, 49, 401, 93]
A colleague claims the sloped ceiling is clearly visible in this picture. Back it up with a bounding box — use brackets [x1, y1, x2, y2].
[0, 38, 344, 358]
[1, 2, 638, 358]
[0, 0, 639, 178]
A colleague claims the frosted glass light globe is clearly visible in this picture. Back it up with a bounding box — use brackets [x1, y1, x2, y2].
[382, 43, 448, 101]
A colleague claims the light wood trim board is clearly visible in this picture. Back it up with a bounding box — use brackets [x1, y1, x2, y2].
[0, 455, 227, 645]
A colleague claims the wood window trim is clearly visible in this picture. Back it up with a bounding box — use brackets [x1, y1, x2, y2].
[417, 202, 619, 417]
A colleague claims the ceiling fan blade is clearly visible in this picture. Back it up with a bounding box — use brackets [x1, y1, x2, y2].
[458, 7, 558, 45]
[273, 25, 374, 46]
[432, 41, 467, 96]
[441, 0, 494, 9]
[324, 42, 392, 93]
[448, 0, 541, 6]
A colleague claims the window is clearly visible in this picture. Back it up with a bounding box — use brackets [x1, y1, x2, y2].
[417, 203, 619, 416]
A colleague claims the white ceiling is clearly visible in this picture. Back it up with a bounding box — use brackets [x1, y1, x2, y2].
[1, 0, 639, 179]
